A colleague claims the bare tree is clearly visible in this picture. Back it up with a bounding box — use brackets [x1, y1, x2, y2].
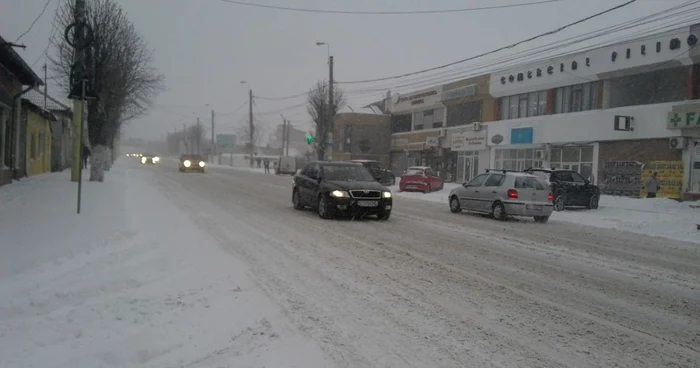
[50, 0, 164, 181]
[237, 120, 266, 155]
[188, 124, 206, 154]
[307, 80, 344, 160]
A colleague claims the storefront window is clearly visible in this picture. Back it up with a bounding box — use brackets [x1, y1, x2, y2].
[500, 91, 548, 120]
[549, 145, 595, 181]
[555, 82, 599, 114]
[494, 148, 543, 171]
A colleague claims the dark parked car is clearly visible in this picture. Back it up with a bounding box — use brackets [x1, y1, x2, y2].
[292, 161, 393, 220]
[140, 153, 160, 165]
[525, 168, 600, 211]
[179, 154, 206, 173]
[351, 160, 396, 186]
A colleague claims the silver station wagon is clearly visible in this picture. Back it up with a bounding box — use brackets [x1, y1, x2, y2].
[448, 169, 554, 223]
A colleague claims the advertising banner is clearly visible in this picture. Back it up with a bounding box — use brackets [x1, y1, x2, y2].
[640, 161, 684, 199]
[601, 161, 642, 197]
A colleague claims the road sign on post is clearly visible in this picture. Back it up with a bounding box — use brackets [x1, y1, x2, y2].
[216, 134, 236, 153]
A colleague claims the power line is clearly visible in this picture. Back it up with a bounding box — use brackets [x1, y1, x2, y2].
[31, 0, 64, 68]
[336, 0, 639, 84]
[215, 0, 564, 15]
[15, 0, 53, 43]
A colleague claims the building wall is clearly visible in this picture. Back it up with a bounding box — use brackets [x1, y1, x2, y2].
[25, 109, 51, 176]
[0, 65, 22, 185]
[334, 113, 391, 166]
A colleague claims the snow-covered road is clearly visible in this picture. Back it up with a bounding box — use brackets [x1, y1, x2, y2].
[141, 160, 699, 368]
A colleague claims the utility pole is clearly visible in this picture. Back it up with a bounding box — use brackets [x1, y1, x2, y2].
[280, 115, 286, 156]
[248, 88, 254, 167]
[285, 119, 290, 156]
[327, 55, 334, 161]
[196, 117, 200, 154]
[183, 123, 187, 154]
[69, 0, 87, 182]
[211, 109, 215, 162]
[43, 64, 47, 110]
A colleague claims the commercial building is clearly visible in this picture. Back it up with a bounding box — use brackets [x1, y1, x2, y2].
[488, 24, 700, 200]
[386, 23, 700, 199]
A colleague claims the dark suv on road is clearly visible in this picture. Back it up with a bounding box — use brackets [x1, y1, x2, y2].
[525, 168, 600, 211]
[351, 160, 396, 186]
[292, 161, 393, 220]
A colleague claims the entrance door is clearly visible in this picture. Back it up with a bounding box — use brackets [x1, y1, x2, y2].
[457, 154, 479, 184]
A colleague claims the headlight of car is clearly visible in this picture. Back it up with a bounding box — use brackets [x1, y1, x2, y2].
[153, 156, 160, 162]
[382, 191, 392, 198]
[330, 190, 349, 198]
[183, 160, 191, 167]
[141, 157, 147, 164]
[198, 161, 205, 167]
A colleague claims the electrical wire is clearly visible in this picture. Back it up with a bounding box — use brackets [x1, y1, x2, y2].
[336, 0, 639, 84]
[15, 0, 53, 43]
[215, 0, 564, 15]
[31, 0, 65, 68]
[251, 0, 688, 102]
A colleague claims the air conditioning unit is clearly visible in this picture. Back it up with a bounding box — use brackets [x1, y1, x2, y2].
[669, 137, 688, 149]
[614, 115, 634, 131]
[438, 128, 446, 138]
[535, 149, 547, 160]
[472, 122, 483, 131]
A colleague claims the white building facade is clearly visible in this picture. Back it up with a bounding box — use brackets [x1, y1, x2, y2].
[487, 25, 700, 200]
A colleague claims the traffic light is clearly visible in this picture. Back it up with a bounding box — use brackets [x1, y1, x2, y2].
[305, 133, 314, 145]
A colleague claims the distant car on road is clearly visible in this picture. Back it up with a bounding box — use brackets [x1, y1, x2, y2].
[524, 168, 600, 211]
[179, 154, 206, 173]
[399, 166, 444, 193]
[292, 161, 393, 220]
[140, 153, 159, 165]
[351, 160, 396, 186]
[448, 169, 554, 223]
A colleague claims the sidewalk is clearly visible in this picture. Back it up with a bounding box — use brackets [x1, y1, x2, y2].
[0, 162, 333, 367]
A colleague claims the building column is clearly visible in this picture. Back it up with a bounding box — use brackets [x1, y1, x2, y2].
[545, 89, 556, 114]
[685, 64, 697, 100]
[493, 97, 501, 120]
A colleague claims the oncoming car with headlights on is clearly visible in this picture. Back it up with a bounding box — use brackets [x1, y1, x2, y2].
[292, 161, 392, 220]
[140, 153, 160, 164]
[179, 154, 206, 173]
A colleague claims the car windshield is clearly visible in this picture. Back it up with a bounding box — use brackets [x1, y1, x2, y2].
[323, 164, 375, 181]
[181, 155, 203, 161]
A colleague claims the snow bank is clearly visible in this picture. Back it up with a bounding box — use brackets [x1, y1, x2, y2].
[0, 164, 333, 367]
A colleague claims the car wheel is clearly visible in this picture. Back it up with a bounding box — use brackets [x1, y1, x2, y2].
[554, 195, 566, 212]
[292, 190, 304, 210]
[377, 209, 391, 221]
[586, 195, 599, 210]
[317, 195, 333, 219]
[534, 215, 550, 223]
[423, 184, 431, 194]
[449, 195, 461, 213]
[492, 202, 507, 221]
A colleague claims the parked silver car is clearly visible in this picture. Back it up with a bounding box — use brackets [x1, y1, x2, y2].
[448, 170, 554, 223]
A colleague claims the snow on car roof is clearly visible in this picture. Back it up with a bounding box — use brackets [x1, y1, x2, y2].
[407, 166, 430, 170]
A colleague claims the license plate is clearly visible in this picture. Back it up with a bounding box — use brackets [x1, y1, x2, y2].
[357, 200, 379, 207]
[527, 204, 544, 210]
[407, 185, 417, 189]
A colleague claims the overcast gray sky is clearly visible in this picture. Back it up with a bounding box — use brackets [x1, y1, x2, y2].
[0, 0, 690, 142]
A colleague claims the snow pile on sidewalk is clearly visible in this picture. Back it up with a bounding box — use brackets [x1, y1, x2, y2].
[553, 195, 699, 244]
[0, 164, 333, 368]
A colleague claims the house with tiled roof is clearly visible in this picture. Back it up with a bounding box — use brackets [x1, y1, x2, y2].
[23, 89, 73, 172]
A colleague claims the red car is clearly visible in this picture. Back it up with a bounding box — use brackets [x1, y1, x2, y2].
[399, 166, 444, 193]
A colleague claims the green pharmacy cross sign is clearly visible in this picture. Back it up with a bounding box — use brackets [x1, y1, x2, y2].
[667, 110, 700, 129]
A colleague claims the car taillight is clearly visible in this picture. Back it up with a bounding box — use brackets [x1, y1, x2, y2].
[547, 192, 553, 201]
[507, 189, 518, 199]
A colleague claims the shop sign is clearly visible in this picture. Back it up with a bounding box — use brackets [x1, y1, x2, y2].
[510, 127, 533, 144]
[391, 138, 408, 147]
[667, 110, 700, 129]
[425, 136, 439, 147]
[392, 87, 443, 113]
[451, 130, 487, 151]
[442, 84, 477, 101]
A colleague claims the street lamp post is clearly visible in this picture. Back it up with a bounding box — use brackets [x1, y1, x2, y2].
[241, 81, 254, 167]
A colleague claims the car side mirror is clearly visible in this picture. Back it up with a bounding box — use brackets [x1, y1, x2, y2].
[463, 183, 469, 188]
[585, 179, 591, 185]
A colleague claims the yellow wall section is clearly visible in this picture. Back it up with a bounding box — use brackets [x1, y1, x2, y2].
[25, 110, 51, 176]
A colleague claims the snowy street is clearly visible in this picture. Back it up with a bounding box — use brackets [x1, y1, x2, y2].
[2, 158, 700, 368]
